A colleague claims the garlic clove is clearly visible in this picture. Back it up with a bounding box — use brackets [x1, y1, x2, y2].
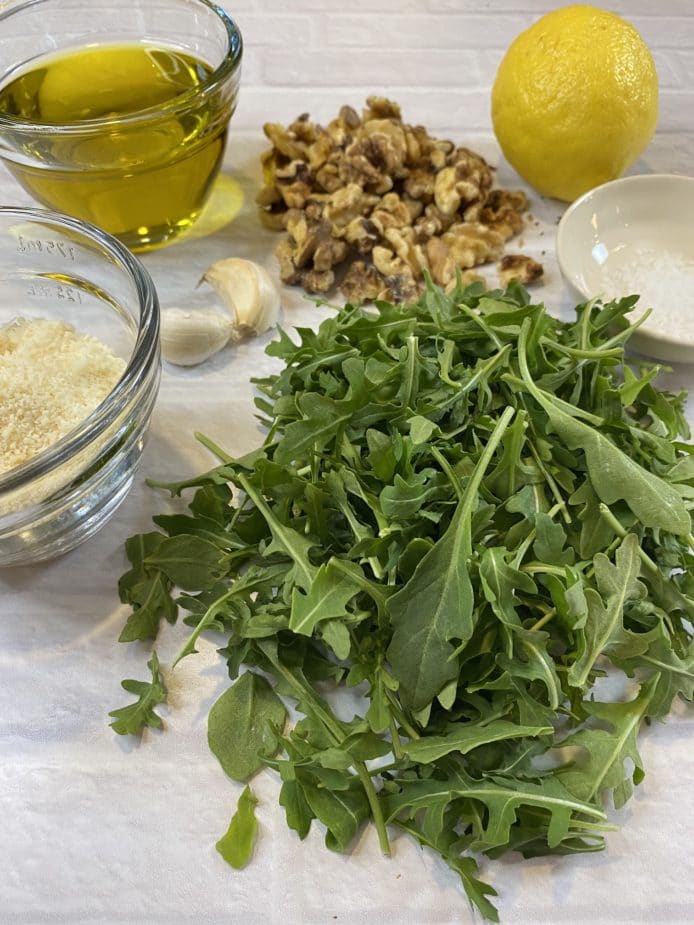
[252, 262, 282, 334]
[203, 257, 280, 337]
[160, 307, 231, 367]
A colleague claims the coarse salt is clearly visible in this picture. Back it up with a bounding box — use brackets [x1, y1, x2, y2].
[0, 317, 126, 476]
[600, 249, 694, 339]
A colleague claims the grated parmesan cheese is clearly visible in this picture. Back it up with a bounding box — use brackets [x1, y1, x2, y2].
[0, 318, 126, 476]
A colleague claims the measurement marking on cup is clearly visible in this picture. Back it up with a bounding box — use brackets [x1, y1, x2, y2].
[17, 235, 76, 261]
[26, 283, 83, 303]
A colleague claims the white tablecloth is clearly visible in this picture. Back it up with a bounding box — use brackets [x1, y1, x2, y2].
[2, 9, 694, 921]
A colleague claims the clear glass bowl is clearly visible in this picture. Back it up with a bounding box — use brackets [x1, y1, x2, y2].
[0, 0, 243, 251]
[0, 207, 160, 566]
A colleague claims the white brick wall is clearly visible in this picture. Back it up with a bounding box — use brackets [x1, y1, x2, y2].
[220, 0, 694, 135]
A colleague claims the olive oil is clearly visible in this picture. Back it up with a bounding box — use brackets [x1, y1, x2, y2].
[0, 44, 232, 251]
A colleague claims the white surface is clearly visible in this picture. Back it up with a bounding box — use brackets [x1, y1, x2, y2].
[557, 174, 694, 364]
[2, 2, 694, 923]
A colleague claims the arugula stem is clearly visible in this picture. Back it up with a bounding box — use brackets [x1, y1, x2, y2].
[329, 557, 389, 613]
[541, 338, 623, 360]
[389, 715, 404, 759]
[597, 504, 661, 575]
[522, 562, 568, 578]
[172, 589, 235, 667]
[385, 688, 421, 741]
[353, 761, 392, 856]
[431, 446, 464, 501]
[456, 302, 503, 348]
[460, 344, 512, 395]
[600, 308, 652, 349]
[526, 438, 571, 524]
[195, 432, 235, 464]
[530, 606, 558, 632]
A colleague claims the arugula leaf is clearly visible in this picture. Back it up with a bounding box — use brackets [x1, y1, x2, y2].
[289, 559, 361, 636]
[403, 720, 552, 763]
[216, 786, 259, 869]
[387, 406, 514, 711]
[109, 653, 167, 736]
[558, 676, 657, 809]
[568, 534, 643, 688]
[208, 672, 287, 781]
[145, 534, 227, 591]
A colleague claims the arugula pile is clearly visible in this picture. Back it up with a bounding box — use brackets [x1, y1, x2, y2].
[111, 280, 694, 921]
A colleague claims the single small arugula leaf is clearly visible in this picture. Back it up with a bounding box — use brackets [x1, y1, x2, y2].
[208, 671, 287, 781]
[145, 534, 227, 591]
[301, 778, 370, 853]
[558, 675, 657, 809]
[118, 573, 177, 642]
[118, 533, 177, 642]
[278, 777, 313, 839]
[109, 652, 167, 736]
[479, 546, 536, 630]
[397, 816, 500, 922]
[568, 534, 643, 688]
[532, 513, 574, 566]
[289, 559, 361, 636]
[403, 720, 552, 763]
[216, 785, 258, 870]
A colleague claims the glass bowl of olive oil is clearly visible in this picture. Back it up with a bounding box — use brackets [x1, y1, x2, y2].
[0, 0, 242, 252]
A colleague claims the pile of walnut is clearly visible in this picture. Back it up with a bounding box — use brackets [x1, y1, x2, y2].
[257, 97, 543, 302]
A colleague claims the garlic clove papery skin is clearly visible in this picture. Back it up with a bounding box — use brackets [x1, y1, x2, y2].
[203, 258, 280, 337]
[160, 307, 232, 367]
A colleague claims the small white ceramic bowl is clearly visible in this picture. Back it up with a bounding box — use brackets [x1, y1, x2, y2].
[557, 174, 694, 364]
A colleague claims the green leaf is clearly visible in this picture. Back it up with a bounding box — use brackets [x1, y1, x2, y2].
[289, 559, 360, 636]
[320, 619, 352, 660]
[532, 513, 574, 566]
[215, 786, 258, 869]
[146, 534, 226, 591]
[558, 676, 657, 809]
[387, 407, 515, 711]
[404, 720, 552, 763]
[612, 626, 694, 719]
[208, 672, 287, 781]
[384, 769, 606, 851]
[302, 779, 370, 853]
[568, 534, 644, 688]
[109, 653, 167, 736]
[274, 393, 353, 465]
[236, 472, 317, 592]
[279, 778, 313, 839]
[118, 573, 177, 642]
[479, 547, 536, 628]
[397, 817, 499, 922]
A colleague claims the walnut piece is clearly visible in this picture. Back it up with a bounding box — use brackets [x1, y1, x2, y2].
[257, 97, 538, 302]
[498, 254, 544, 287]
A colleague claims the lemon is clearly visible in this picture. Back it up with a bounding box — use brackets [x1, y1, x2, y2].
[491, 5, 658, 201]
